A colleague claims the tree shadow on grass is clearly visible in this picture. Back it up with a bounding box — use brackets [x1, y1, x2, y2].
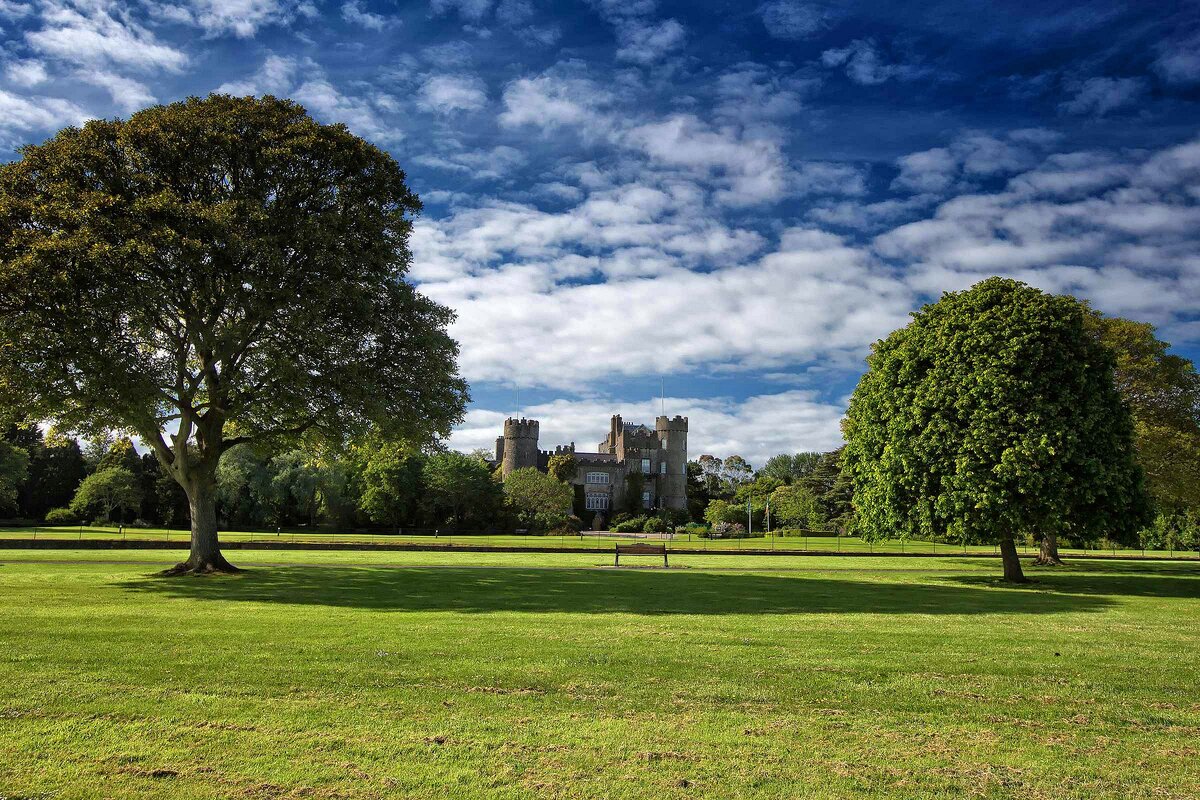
[954, 569, 1200, 599]
[118, 567, 1115, 616]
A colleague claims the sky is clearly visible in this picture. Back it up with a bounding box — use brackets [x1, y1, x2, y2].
[1, 0, 1199, 466]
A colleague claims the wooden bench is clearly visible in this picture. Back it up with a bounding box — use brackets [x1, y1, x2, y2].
[614, 542, 668, 568]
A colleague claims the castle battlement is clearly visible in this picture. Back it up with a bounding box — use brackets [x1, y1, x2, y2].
[503, 418, 539, 439]
[656, 415, 689, 432]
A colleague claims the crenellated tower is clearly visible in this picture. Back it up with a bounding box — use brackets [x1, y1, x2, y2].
[656, 415, 688, 511]
[501, 418, 540, 477]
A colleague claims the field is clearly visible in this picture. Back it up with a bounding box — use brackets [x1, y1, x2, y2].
[1, 549, 1198, 799]
[4, 524, 1196, 558]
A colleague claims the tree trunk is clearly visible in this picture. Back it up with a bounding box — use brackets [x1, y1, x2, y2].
[1032, 532, 1064, 566]
[999, 536, 1029, 583]
[162, 475, 239, 576]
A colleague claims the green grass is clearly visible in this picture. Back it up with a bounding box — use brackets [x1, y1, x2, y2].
[3, 524, 1196, 558]
[1, 550, 1198, 799]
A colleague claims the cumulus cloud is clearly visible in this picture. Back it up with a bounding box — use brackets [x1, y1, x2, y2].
[875, 135, 1200, 333]
[27, 1, 187, 72]
[448, 391, 847, 466]
[820, 39, 930, 85]
[4, 58, 48, 87]
[1154, 32, 1200, 85]
[585, 0, 685, 66]
[79, 70, 155, 112]
[413, 212, 912, 386]
[0, 88, 89, 144]
[1060, 76, 1147, 116]
[499, 69, 613, 130]
[341, 0, 387, 29]
[151, 0, 312, 38]
[418, 73, 488, 113]
[219, 54, 401, 143]
[757, 0, 823, 40]
[891, 130, 1060, 193]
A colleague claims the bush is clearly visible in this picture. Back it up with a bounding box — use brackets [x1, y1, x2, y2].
[705, 521, 747, 539]
[548, 515, 584, 536]
[680, 521, 708, 537]
[43, 507, 76, 525]
[610, 512, 632, 526]
[642, 516, 668, 534]
[612, 515, 647, 533]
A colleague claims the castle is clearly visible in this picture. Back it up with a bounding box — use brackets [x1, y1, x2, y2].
[494, 414, 688, 514]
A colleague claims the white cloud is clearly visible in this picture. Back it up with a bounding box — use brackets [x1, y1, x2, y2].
[414, 214, 911, 387]
[341, 0, 386, 30]
[153, 0, 311, 38]
[499, 69, 612, 130]
[891, 130, 1060, 193]
[1154, 33, 1200, 85]
[820, 39, 930, 85]
[0, 88, 89, 143]
[623, 114, 794, 206]
[219, 54, 401, 143]
[448, 391, 847, 466]
[1060, 76, 1147, 116]
[614, 17, 685, 65]
[27, 1, 187, 72]
[757, 0, 823, 40]
[418, 73, 487, 113]
[4, 58, 48, 87]
[79, 70, 155, 112]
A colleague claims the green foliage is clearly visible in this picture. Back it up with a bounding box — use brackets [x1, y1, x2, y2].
[43, 506, 76, 524]
[703, 499, 742, 527]
[503, 467, 574, 532]
[798, 448, 855, 532]
[612, 515, 647, 533]
[69, 467, 142, 523]
[0, 95, 467, 565]
[424, 452, 502, 529]
[354, 441, 424, 527]
[0, 439, 29, 514]
[1084, 312, 1200, 512]
[760, 452, 822, 484]
[546, 453, 578, 484]
[642, 516, 668, 534]
[768, 484, 822, 529]
[1138, 511, 1200, 552]
[844, 277, 1150, 549]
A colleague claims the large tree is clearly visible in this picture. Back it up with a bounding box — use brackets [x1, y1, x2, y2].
[0, 95, 467, 573]
[1084, 312, 1200, 512]
[843, 278, 1149, 582]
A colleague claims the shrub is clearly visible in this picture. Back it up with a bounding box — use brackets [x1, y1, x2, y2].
[706, 521, 747, 539]
[642, 516, 668, 534]
[612, 515, 647, 533]
[43, 507, 76, 525]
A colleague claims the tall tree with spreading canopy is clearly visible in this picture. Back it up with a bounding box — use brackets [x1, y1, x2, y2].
[843, 278, 1149, 582]
[0, 95, 468, 574]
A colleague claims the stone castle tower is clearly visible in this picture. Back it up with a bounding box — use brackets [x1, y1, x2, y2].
[655, 415, 689, 511]
[497, 418, 539, 476]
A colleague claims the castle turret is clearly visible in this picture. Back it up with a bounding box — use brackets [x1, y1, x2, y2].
[656, 415, 688, 511]
[501, 418, 540, 477]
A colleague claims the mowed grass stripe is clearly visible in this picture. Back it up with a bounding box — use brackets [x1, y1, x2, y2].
[1, 552, 1197, 799]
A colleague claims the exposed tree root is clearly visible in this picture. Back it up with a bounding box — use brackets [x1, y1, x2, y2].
[159, 554, 241, 576]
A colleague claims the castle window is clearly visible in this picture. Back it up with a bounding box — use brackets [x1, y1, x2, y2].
[641, 457, 651, 474]
[642, 490, 652, 508]
[585, 494, 609, 511]
[585, 472, 609, 485]
[660, 462, 667, 475]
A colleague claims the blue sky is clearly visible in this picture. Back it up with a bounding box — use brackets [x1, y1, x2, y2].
[2, 0, 1198, 464]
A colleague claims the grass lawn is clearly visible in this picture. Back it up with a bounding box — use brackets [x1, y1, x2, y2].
[4, 525, 1196, 558]
[1, 550, 1198, 799]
